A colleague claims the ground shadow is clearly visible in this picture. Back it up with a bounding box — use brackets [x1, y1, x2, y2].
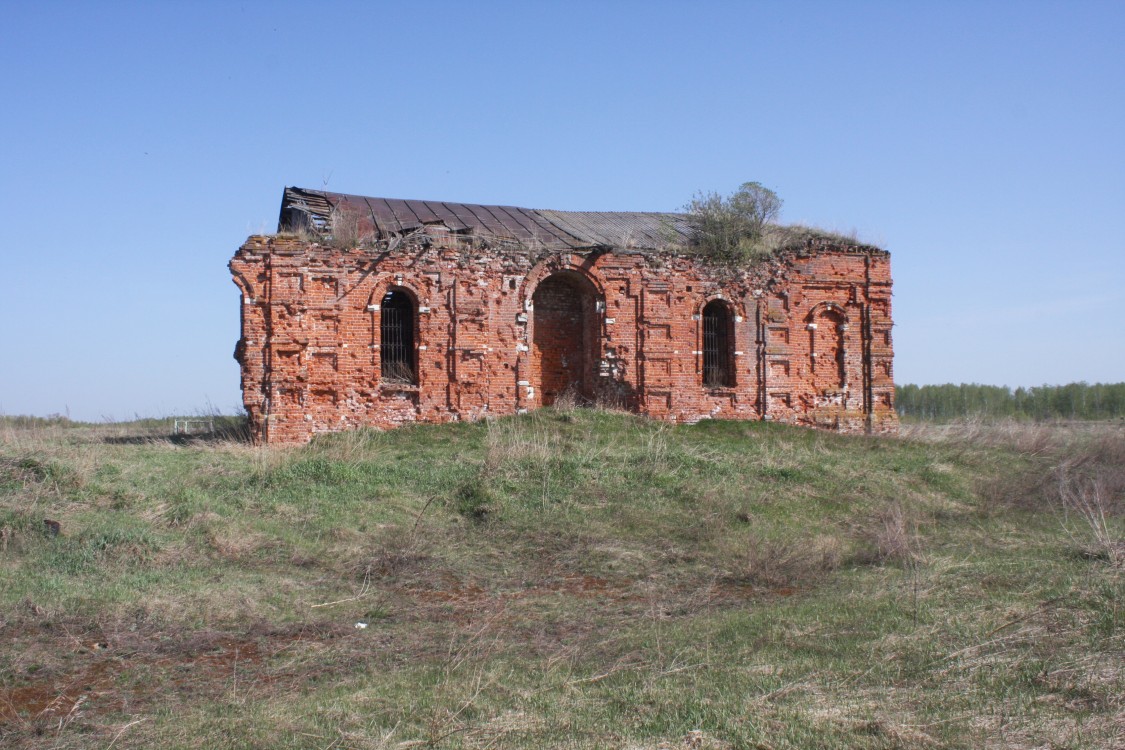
[102, 421, 252, 446]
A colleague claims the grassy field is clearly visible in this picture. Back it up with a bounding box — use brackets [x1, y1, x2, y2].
[1, 411, 1121, 749]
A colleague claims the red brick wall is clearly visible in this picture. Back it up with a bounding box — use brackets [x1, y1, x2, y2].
[230, 232, 895, 444]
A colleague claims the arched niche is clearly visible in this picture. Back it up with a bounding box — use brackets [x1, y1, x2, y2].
[807, 303, 848, 391]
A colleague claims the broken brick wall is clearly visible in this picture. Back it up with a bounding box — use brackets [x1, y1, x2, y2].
[230, 231, 895, 444]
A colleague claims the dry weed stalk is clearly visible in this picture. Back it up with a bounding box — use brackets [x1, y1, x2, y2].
[902, 417, 1125, 456]
[1055, 467, 1123, 567]
[484, 415, 557, 471]
[862, 501, 921, 565]
[726, 534, 842, 589]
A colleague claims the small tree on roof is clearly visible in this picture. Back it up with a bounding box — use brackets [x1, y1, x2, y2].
[686, 181, 782, 264]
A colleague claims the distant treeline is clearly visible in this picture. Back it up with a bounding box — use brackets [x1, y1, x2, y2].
[0, 414, 79, 428]
[0, 414, 247, 430]
[895, 382, 1125, 421]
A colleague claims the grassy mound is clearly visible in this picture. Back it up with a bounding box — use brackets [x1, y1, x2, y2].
[1, 411, 1121, 748]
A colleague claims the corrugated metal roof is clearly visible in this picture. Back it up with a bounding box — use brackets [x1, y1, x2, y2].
[536, 210, 691, 250]
[280, 187, 693, 250]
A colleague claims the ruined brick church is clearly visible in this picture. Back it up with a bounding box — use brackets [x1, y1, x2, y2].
[231, 187, 895, 444]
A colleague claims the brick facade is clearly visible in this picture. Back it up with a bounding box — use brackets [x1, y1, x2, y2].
[231, 207, 895, 444]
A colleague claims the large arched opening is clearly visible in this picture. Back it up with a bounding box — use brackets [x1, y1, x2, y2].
[530, 271, 600, 407]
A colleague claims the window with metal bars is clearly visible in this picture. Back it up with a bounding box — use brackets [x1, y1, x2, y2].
[380, 290, 416, 384]
[702, 300, 733, 388]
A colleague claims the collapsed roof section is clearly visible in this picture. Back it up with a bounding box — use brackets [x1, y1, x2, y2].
[279, 186, 695, 251]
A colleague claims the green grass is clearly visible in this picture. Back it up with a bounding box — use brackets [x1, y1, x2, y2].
[1, 411, 1121, 749]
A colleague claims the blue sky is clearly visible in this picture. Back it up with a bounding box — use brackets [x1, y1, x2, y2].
[1, 0, 1122, 421]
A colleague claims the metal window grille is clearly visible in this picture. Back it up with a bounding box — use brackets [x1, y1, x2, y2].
[172, 418, 214, 435]
[381, 291, 416, 383]
[703, 302, 732, 388]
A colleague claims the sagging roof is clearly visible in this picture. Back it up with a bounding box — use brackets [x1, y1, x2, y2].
[279, 187, 694, 251]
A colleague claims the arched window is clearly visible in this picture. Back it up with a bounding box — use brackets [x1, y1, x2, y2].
[380, 290, 416, 384]
[702, 300, 734, 388]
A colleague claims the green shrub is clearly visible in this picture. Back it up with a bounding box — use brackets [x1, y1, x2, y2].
[684, 181, 782, 264]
